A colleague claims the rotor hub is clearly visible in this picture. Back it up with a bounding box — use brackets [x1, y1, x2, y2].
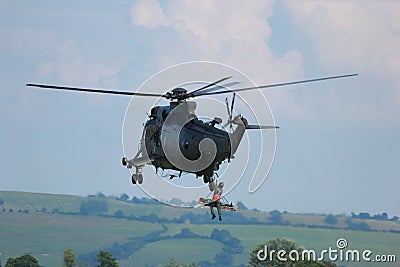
[166, 87, 188, 101]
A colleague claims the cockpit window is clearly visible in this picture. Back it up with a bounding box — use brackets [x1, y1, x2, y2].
[150, 107, 158, 118]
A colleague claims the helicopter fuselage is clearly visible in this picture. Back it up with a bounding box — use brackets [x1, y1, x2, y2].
[143, 102, 231, 182]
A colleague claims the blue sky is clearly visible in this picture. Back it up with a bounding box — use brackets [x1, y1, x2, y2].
[1, 1, 399, 216]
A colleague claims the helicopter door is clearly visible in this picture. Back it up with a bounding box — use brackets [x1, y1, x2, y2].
[145, 124, 160, 153]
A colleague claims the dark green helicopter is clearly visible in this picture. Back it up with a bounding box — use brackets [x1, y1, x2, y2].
[27, 73, 357, 187]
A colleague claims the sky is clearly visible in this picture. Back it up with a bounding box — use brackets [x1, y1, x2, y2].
[0, 1, 399, 216]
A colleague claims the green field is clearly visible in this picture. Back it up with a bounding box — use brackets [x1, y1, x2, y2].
[0, 191, 398, 267]
[119, 239, 223, 267]
[163, 223, 400, 266]
[0, 213, 162, 266]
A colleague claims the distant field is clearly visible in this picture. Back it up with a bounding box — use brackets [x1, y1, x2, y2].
[0, 191, 202, 219]
[0, 191, 84, 213]
[0, 213, 162, 267]
[1, 191, 399, 231]
[0, 191, 398, 267]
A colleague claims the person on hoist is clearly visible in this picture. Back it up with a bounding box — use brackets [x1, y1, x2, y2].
[209, 182, 224, 221]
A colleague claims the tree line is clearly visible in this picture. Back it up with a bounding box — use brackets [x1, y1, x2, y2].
[1, 237, 339, 267]
[78, 226, 244, 266]
[1, 195, 399, 234]
[0, 250, 117, 267]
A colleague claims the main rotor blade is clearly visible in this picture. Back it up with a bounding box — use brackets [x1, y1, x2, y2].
[230, 92, 235, 116]
[229, 93, 236, 132]
[187, 76, 232, 96]
[191, 81, 240, 96]
[224, 96, 232, 131]
[193, 73, 359, 97]
[246, 125, 280, 129]
[26, 83, 166, 97]
[225, 97, 230, 117]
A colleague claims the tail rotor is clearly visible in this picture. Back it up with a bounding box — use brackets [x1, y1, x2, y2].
[224, 93, 236, 132]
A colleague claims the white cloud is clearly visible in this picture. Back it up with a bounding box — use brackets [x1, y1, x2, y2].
[284, 1, 400, 77]
[130, 0, 170, 28]
[166, 1, 273, 43]
[130, 0, 302, 80]
[280, 1, 400, 119]
[129, 0, 309, 119]
[129, 1, 400, 122]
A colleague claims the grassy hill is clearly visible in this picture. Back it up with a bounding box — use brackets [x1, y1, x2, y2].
[0, 191, 399, 267]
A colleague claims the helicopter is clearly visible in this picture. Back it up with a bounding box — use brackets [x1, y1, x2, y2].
[27, 73, 358, 187]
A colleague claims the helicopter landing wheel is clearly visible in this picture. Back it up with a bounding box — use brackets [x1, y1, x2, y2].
[131, 174, 137, 184]
[122, 157, 128, 166]
[137, 174, 143, 184]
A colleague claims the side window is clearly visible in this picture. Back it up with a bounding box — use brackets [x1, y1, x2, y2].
[150, 107, 159, 118]
[162, 110, 168, 121]
[146, 125, 158, 141]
